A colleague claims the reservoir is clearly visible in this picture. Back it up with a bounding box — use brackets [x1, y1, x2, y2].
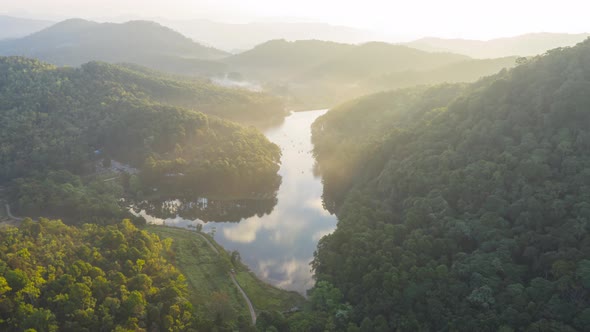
[137, 109, 337, 294]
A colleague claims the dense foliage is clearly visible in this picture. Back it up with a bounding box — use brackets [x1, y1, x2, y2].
[0, 219, 195, 331]
[0, 57, 281, 221]
[309, 41, 590, 330]
[10, 171, 126, 224]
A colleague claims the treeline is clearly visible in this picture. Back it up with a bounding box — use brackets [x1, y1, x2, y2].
[306, 41, 590, 330]
[0, 219, 195, 331]
[0, 57, 281, 222]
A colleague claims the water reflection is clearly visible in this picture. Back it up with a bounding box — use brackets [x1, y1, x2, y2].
[132, 196, 278, 222]
[137, 110, 338, 294]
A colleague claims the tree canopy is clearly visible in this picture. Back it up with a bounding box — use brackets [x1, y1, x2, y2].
[308, 40, 590, 331]
[0, 56, 282, 222]
[0, 219, 196, 331]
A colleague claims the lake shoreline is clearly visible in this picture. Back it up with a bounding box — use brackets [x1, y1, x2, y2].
[136, 109, 337, 294]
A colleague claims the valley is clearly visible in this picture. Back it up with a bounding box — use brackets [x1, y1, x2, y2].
[0, 6, 589, 331]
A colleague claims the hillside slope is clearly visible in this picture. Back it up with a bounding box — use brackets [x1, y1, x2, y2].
[0, 57, 282, 221]
[309, 39, 590, 330]
[79, 61, 286, 124]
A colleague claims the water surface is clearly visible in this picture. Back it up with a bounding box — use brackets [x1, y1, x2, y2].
[138, 109, 337, 293]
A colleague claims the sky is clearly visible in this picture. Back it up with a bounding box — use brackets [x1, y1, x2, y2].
[3, 0, 590, 39]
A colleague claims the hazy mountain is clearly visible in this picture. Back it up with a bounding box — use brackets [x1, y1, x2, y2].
[228, 40, 467, 79]
[0, 19, 229, 75]
[0, 15, 54, 40]
[226, 39, 476, 108]
[157, 18, 384, 52]
[298, 42, 469, 81]
[225, 39, 355, 78]
[406, 33, 590, 58]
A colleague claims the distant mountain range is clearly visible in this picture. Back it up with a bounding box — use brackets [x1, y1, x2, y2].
[0, 15, 54, 40]
[2, 17, 585, 109]
[152, 20, 590, 58]
[1, 15, 588, 59]
[157, 19, 383, 52]
[225, 39, 512, 108]
[405, 33, 590, 58]
[0, 18, 229, 75]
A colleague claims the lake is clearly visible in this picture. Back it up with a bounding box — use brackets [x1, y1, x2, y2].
[137, 109, 337, 294]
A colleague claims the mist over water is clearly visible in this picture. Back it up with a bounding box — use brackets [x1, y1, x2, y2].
[137, 109, 337, 294]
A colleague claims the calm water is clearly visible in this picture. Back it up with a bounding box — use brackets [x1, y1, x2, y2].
[138, 109, 337, 294]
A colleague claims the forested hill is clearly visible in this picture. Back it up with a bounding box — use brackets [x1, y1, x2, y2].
[227, 39, 467, 80]
[78, 61, 286, 124]
[0, 219, 196, 331]
[0, 19, 228, 76]
[309, 40, 590, 330]
[0, 57, 281, 222]
[226, 39, 354, 75]
[226, 39, 515, 109]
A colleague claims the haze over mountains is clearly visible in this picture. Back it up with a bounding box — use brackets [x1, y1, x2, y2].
[1, 15, 588, 59]
[406, 33, 590, 58]
[5, 17, 588, 109]
[3, 1, 590, 330]
[158, 18, 382, 52]
[0, 18, 228, 75]
[0, 15, 54, 40]
[225, 39, 517, 108]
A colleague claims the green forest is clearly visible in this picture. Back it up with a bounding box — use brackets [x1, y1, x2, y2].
[0, 56, 282, 222]
[307, 40, 590, 330]
[1, 7, 590, 332]
[0, 219, 195, 331]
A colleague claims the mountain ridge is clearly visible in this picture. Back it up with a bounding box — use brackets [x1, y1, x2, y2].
[405, 32, 590, 58]
[0, 18, 229, 75]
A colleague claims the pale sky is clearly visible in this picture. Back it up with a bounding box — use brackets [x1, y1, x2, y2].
[3, 0, 590, 39]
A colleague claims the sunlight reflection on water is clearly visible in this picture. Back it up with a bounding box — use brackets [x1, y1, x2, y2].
[138, 109, 337, 294]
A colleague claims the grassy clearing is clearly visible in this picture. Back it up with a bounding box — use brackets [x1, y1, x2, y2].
[145, 225, 249, 320]
[234, 270, 305, 312]
[145, 225, 305, 322]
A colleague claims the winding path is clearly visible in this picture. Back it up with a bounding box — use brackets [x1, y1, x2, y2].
[197, 232, 256, 325]
[197, 233, 219, 254]
[230, 272, 257, 324]
[5, 203, 23, 221]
